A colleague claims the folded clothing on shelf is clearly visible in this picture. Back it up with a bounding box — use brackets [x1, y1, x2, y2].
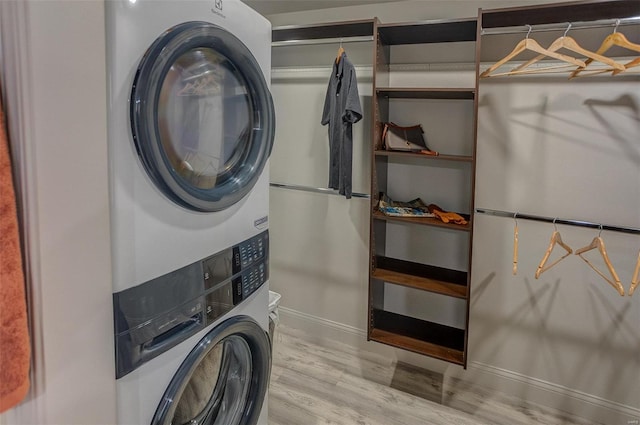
[427, 203, 468, 225]
[378, 194, 435, 218]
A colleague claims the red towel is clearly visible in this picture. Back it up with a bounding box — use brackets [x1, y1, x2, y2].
[0, 87, 30, 412]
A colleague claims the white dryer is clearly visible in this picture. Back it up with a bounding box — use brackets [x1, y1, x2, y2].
[105, 0, 274, 424]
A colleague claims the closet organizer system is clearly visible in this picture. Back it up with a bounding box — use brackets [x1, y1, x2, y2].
[476, 0, 640, 300]
[271, 0, 640, 368]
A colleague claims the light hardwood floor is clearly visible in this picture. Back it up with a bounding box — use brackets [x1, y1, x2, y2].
[268, 325, 599, 425]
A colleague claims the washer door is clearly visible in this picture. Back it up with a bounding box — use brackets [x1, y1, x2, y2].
[152, 316, 271, 425]
[131, 21, 275, 212]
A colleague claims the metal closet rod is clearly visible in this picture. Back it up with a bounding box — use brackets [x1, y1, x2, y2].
[475, 208, 640, 235]
[272, 35, 374, 47]
[270, 182, 370, 199]
[481, 16, 640, 36]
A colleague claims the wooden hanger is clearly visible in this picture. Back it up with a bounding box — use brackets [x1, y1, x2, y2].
[614, 56, 640, 75]
[336, 39, 345, 64]
[574, 230, 625, 296]
[629, 250, 640, 297]
[486, 63, 578, 78]
[513, 213, 519, 275]
[570, 22, 640, 78]
[566, 58, 640, 79]
[481, 25, 586, 78]
[511, 23, 624, 75]
[535, 221, 573, 279]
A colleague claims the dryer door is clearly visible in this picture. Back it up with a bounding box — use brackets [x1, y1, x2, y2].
[152, 316, 271, 425]
[131, 21, 275, 212]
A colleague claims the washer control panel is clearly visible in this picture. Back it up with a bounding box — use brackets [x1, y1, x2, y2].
[238, 234, 265, 267]
[114, 230, 269, 378]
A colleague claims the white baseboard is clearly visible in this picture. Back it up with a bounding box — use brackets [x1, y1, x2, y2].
[278, 306, 639, 425]
[278, 306, 450, 372]
[279, 305, 365, 338]
[277, 306, 367, 349]
[456, 361, 640, 425]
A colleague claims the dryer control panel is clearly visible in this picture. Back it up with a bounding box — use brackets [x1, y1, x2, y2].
[114, 230, 269, 378]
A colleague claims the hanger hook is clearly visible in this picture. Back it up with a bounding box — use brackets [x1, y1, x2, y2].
[525, 24, 532, 39]
[553, 217, 558, 231]
[598, 224, 603, 237]
[614, 19, 620, 34]
[514, 212, 518, 226]
[563, 22, 572, 37]
[340, 37, 343, 48]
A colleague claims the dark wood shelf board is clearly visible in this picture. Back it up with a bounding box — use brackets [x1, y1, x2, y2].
[373, 210, 471, 232]
[481, 1, 640, 29]
[377, 88, 475, 99]
[272, 19, 375, 42]
[378, 18, 477, 44]
[370, 310, 465, 364]
[373, 256, 467, 298]
[374, 150, 473, 162]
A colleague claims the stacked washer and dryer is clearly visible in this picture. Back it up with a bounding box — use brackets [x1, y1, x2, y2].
[105, 1, 275, 424]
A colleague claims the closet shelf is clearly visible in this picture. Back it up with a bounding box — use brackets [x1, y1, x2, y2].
[373, 210, 471, 231]
[378, 18, 477, 45]
[373, 256, 468, 298]
[480, 1, 639, 30]
[376, 88, 475, 99]
[272, 19, 376, 43]
[370, 310, 465, 365]
[374, 150, 473, 162]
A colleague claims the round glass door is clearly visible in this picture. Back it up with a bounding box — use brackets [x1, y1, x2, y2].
[152, 316, 271, 425]
[131, 22, 275, 212]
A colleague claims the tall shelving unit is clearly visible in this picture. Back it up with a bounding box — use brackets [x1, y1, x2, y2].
[368, 18, 479, 367]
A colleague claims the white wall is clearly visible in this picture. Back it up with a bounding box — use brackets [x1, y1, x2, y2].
[267, 1, 640, 423]
[0, 1, 116, 423]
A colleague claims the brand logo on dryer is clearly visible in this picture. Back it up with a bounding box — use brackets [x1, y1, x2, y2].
[254, 216, 268, 230]
[211, 0, 226, 18]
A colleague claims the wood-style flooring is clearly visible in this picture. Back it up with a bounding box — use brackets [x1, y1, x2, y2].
[268, 325, 598, 425]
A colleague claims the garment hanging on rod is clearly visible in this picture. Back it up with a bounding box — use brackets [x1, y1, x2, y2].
[321, 50, 363, 199]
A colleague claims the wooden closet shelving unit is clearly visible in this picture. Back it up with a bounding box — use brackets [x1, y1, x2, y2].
[479, 0, 639, 29]
[368, 17, 479, 367]
[271, 19, 376, 43]
[271, 0, 639, 370]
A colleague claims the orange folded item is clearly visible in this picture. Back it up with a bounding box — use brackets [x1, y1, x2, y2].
[419, 149, 439, 156]
[427, 204, 468, 225]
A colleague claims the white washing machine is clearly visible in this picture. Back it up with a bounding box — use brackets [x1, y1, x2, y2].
[105, 0, 274, 424]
